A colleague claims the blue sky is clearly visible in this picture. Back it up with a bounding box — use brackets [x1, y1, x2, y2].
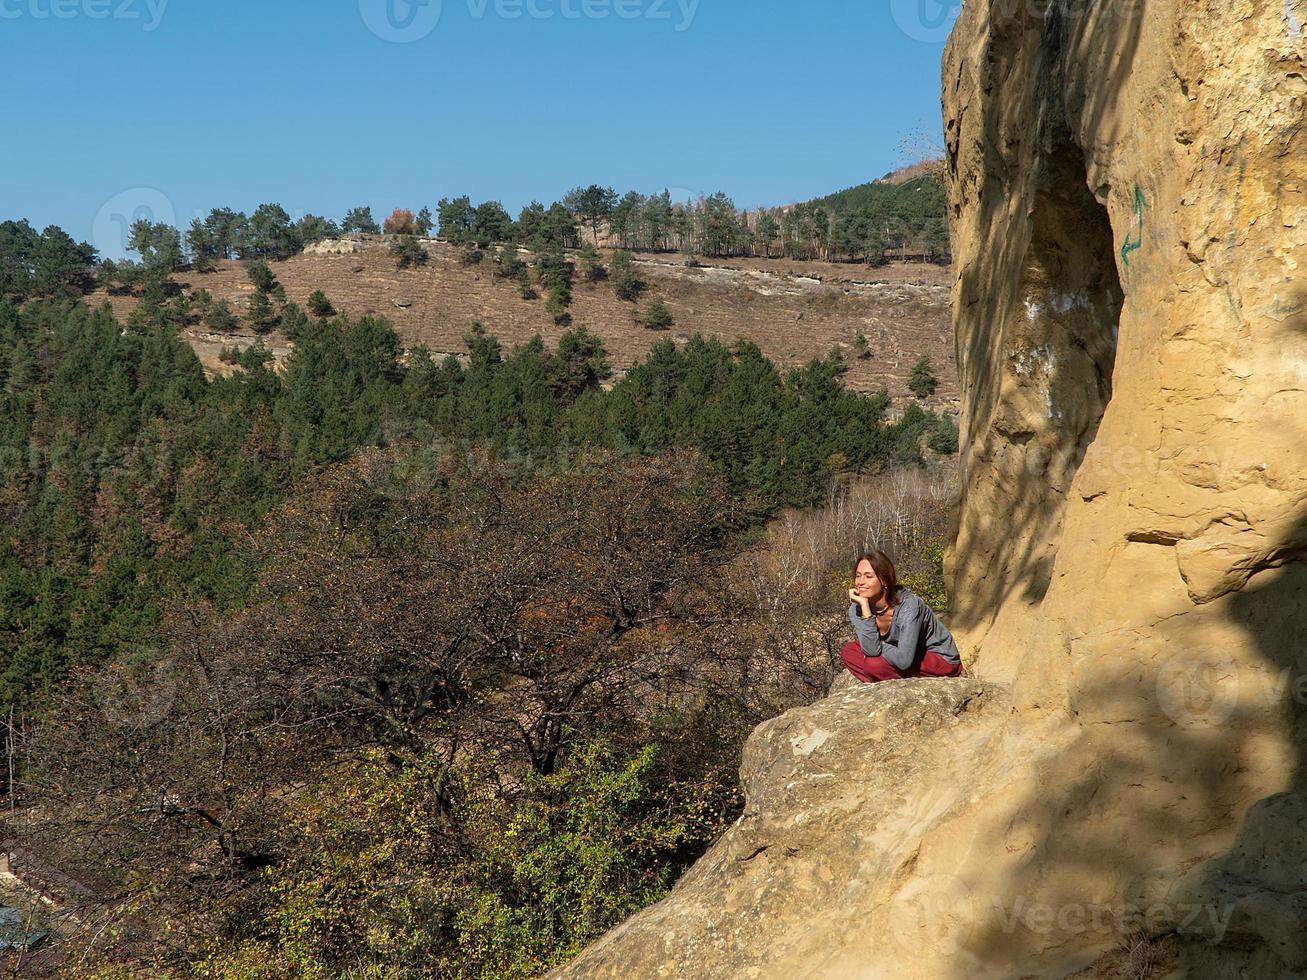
[1, 0, 961, 258]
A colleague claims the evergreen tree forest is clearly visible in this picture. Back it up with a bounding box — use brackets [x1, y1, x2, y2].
[0, 291, 951, 700]
[2, 170, 948, 302]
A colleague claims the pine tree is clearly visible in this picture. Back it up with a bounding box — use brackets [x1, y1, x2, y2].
[610, 250, 642, 301]
[342, 206, 381, 235]
[564, 185, 619, 245]
[247, 261, 278, 293]
[207, 299, 237, 333]
[248, 203, 301, 259]
[497, 244, 524, 281]
[908, 355, 938, 398]
[391, 236, 429, 270]
[517, 267, 537, 300]
[246, 291, 277, 333]
[279, 303, 311, 341]
[579, 244, 605, 284]
[128, 220, 183, 280]
[308, 290, 335, 318]
[928, 414, 959, 454]
[641, 297, 674, 331]
[546, 290, 570, 326]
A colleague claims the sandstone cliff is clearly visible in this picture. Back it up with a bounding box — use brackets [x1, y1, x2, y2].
[554, 1, 1306, 976]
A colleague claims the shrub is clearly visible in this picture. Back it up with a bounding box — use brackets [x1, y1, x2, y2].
[908, 354, 938, 398]
[198, 737, 738, 980]
[391, 236, 429, 270]
[205, 298, 238, 332]
[753, 466, 957, 627]
[517, 267, 537, 300]
[307, 290, 335, 318]
[384, 208, 417, 236]
[900, 539, 950, 613]
[246, 261, 277, 293]
[928, 415, 959, 455]
[246, 291, 277, 332]
[579, 244, 606, 284]
[546, 290, 571, 325]
[498, 243, 526, 281]
[280, 302, 310, 341]
[610, 250, 643, 301]
[641, 297, 673, 330]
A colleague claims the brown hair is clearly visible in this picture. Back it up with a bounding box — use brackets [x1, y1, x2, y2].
[852, 549, 899, 606]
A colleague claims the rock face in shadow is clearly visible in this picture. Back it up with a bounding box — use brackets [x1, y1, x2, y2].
[554, 1, 1306, 976]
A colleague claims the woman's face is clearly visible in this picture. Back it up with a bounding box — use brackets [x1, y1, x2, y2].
[854, 559, 883, 601]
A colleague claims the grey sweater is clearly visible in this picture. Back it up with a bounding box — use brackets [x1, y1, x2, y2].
[847, 586, 961, 671]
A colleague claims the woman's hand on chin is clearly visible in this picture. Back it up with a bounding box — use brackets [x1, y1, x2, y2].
[848, 589, 871, 618]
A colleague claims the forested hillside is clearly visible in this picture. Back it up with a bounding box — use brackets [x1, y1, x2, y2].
[0, 274, 957, 974]
[580, 173, 950, 262]
[0, 293, 952, 702]
[0, 172, 956, 975]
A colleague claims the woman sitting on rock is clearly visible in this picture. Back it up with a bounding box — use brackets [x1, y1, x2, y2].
[842, 549, 963, 683]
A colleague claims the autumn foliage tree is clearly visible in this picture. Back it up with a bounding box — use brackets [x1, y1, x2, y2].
[384, 208, 417, 235]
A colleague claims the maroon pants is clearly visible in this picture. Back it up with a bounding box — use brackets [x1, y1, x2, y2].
[840, 641, 962, 684]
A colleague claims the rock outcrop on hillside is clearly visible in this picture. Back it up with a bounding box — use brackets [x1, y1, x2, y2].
[552, 678, 1000, 980]
[554, 1, 1306, 976]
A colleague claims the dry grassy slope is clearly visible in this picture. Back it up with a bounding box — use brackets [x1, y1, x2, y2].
[91, 242, 956, 409]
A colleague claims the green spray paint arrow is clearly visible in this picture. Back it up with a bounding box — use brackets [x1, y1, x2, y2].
[1120, 184, 1146, 266]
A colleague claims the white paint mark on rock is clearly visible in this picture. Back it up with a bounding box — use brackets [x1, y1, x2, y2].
[791, 728, 831, 757]
[1011, 343, 1054, 379]
[1025, 293, 1089, 322]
